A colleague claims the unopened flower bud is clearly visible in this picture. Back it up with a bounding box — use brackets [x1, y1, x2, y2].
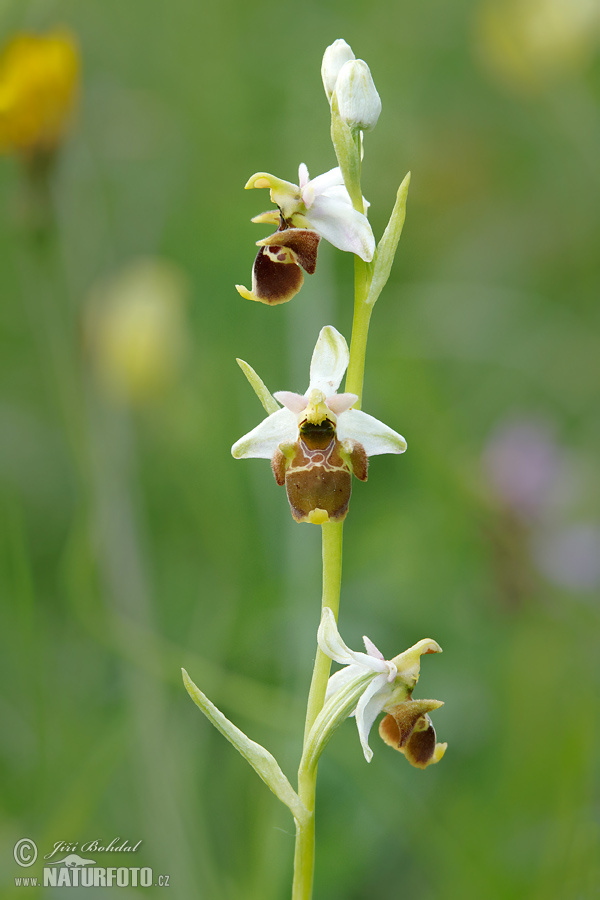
[335, 59, 382, 132]
[321, 38, 355, 101]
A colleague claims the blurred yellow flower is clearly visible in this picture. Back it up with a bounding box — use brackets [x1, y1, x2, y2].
[85, 259, 189, 406]
[0, 29, 79, 157]
[476, 0, 600, 93]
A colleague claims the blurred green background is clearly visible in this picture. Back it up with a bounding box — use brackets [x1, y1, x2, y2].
[1, 0, 599, 897]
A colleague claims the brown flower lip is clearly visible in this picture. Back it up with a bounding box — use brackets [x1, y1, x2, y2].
[379, 699, 446, 769]
[237, 226, 320, 306]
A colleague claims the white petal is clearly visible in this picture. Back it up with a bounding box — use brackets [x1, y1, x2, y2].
[318, 610, 387, 679]
[326, 392, 358, 415]
[308, 194, 375, 261]
[324, 663, 365, 702]
[337, 408, 407, 456]
[363, 635, 384, 660]
[273, 391, 308, 414]
[317, 607, 358, 665]
[302, 182, 315, 208]
[319, 184, 353, 208]
[302, 169, 345, 210]
[309, 326, 349, 395]
[308, 166, 345, 196]
[298, 163, 310, 188]
[231, 407, 296, 459]
[321, 184, 370, 215]
[354, 673, 390, 762]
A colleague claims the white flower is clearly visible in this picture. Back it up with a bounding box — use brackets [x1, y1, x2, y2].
[317, 608, 447, 767]
[232, 325, 405, 462]
[236, 164, 375, 305]
[246, 163, 374, 260]
[232, 326, 406, 523]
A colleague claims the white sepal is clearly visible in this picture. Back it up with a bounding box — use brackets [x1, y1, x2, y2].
[309, 326, 349, 395]
[354, 672, 390, 762]
[307, 193, 375, 261]
[336, 408, 407, 456]
[231, 407, 296, 459]
[317, 606, 360, 666]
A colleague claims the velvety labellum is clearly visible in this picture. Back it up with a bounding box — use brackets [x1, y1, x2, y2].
[272, 421, 367, 523]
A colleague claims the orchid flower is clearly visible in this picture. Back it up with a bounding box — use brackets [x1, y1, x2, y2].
[232, 326, 406, 523]
[317, 608, 447, 767]
[235, 164, 375, 305]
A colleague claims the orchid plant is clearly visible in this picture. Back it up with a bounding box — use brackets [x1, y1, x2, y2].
[183, 38, 446, 900]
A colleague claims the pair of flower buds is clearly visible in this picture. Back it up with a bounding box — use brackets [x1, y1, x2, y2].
[236, 40, 381, 307]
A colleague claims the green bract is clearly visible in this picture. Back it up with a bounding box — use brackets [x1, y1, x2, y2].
[182, 669, 309, 824]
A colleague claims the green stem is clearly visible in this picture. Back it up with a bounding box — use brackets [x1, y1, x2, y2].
[303, 522, 344, 739]
[344, 129, 372, 408]
[292, 521, 343, 900]
[291, 124, 375, 900]
[345, 256, 372, 407]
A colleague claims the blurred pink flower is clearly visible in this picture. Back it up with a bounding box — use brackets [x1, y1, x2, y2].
[533, 524, 600, 591]
[482, 417, 563, 519]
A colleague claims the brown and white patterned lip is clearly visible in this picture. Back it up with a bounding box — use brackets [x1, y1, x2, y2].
[249, 245, 304, 305]
[257, 227, 320, 275]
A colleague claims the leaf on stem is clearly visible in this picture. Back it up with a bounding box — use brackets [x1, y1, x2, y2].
[365, 172, 411, 307]
[182, 669, 308, 823]
[236, 358, 280, 414]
